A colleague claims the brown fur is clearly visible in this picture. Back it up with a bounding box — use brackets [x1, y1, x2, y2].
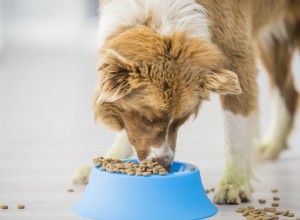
[198, 0, 299, 116]
[94, 28, 241, 160]
[255, 0, 300, 137]
[94, 0, 300, 162]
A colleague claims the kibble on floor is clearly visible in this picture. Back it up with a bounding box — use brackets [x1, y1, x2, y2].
[235, 188, 299, 220]
[17, 204, 25, 209]
[259, 199, 266, 204]
[0, 205, 8, 209]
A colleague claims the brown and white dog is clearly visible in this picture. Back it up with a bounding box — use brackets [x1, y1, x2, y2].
[74, 0, 300, 204]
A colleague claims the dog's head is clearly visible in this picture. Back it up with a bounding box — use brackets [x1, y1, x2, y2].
[94, 27, 241, 170]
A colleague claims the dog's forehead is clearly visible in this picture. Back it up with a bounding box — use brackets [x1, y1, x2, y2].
[120, 62, 200, 119]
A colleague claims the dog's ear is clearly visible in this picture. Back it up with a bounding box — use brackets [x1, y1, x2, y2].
[93, 102, 124, 131]
[93, 49, 142, 130]
[95, 49, 141, 104]
[199, 69, 242, 97]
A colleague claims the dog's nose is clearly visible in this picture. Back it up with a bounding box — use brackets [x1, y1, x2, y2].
[156, 157, 172, 172]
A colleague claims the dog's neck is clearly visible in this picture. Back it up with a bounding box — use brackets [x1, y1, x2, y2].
[98, 0, 211, 48]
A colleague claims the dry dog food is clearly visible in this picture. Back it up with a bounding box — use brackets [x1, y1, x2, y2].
[17, 204, 25, 209]
[258, 199, 266, 204]
[205, 188, 215, 194]
[0, 205, 8, 209]
[67, 188, 74, 192]
[189, 165, 197, 171]
[282, 210, 289, 216]
[236, 188, 299, 219]
[93, 157, 168, 176]
[236, 206, 285, 219]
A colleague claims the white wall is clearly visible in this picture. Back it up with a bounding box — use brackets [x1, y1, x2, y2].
[2, 0, 98, 50]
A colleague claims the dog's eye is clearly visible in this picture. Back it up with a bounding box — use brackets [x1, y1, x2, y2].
[142, 116, 153, 130]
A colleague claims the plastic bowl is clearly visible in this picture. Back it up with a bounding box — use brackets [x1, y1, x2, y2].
[74, 160, 217, 220]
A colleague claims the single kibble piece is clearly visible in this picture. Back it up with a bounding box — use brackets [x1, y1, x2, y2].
[189, 165, 197, 171]
[210, 188, 215, 192]
[282, 210, 289, 216]
[258, 199, 266, 204]
[275, 211, 281, 215]
[235, 208, 244, 213]
[17, 204, 25, 209]
[271, 188, 278, 193]
[158, 168, 166, 173]
[0, 205, 8, 209]
[67, 188, 74, 192]
[205, 189, 210, 194]
[127, 172, 135, 176]
[152, 168, 159, 174]
[273, 196, 280, 201]
[159, 171, 167, 176]
[143, 172, 150, 177]
[271, 203, 279, 207]
[242, 211, 249, 216]
[266, 207, 276, 213]
[287, 213, 294, 217]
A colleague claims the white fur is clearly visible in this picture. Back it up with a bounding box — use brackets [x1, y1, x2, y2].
[72, 166, 91, 185]
[260, 88, 292, 159]
[98, 0, 210, 48]
[104, 130, 133, 159]
[96, 91, 119, 104]
[223, 111, 259, 177]
[214, 111, 259, 204]
[146, 119, 174, 162]
[72, 130, 133, 184]
[146, 145, 175, 162]
[264, 88, 292, 143]
[260, 16, 288, 49]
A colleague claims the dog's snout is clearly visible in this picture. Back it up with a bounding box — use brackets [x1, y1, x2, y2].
[155, 157, 172, 172]
[146, 145, 175, 172]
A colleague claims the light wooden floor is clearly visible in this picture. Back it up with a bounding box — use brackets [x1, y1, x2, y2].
[0, 48, 299, 220]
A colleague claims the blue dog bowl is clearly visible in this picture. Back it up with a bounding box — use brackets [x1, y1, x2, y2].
[74, 160, 217, 220]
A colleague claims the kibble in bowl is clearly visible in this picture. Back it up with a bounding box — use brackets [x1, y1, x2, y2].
[74, 158, 217, 220]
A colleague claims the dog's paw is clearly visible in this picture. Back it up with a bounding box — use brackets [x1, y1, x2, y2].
[259, 141, 287, 160]
[72, 166, 92, 185]
[213, 184, 251, 205]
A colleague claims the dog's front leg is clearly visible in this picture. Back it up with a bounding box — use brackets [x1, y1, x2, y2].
[213, 110, 258, 204]
[104, 130, 133, 159]
[213, 48, 259, 204]
[73, 131, 133, 184]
